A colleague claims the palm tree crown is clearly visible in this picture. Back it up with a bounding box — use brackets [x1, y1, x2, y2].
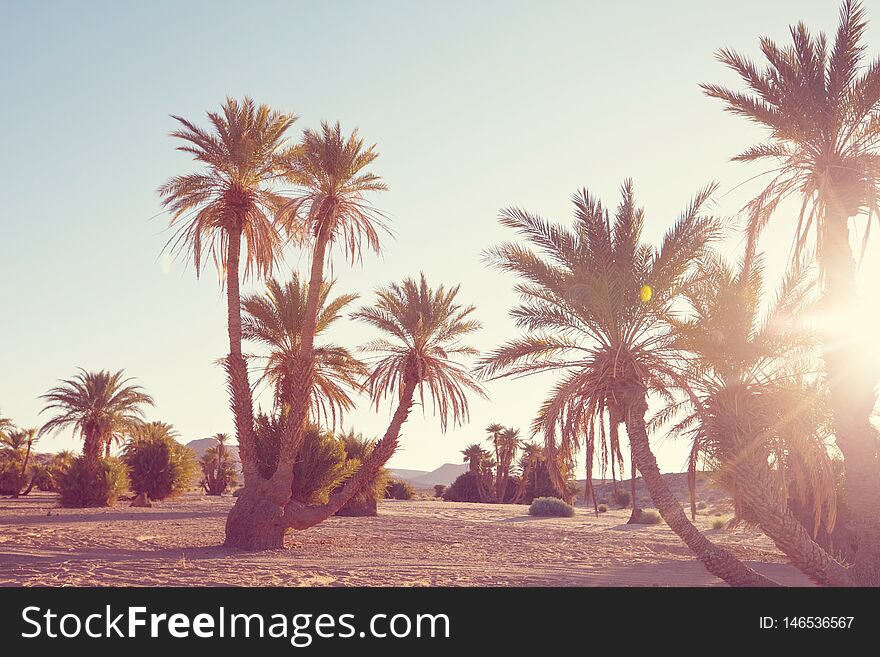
[353, 273, 486, 432]
[701, 0, 880, 264]
[39, 369, 154, 461]
[285, 121, 389, 266]
[242, 275, 367, 428]
[158, 96, 298, 281]
[478, 180, 720, 481]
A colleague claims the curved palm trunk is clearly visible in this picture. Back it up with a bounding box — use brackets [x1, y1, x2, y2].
[224, 376, 418, 549]
[225, 227, 258, 485]
[819, 215, 880, 584]
[732, 459, 852, 586]
[622, 387, 778, 586]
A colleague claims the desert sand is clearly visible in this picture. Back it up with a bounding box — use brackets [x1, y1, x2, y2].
[0, 492, 812, 587]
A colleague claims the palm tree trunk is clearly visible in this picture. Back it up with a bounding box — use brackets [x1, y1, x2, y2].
[268, 226, 331, 498]
[818, 215, 880, 584]
[621, 385, 778, 586]
[224, 226, 258, 485]
[627, 447, 641, 523]
[732, 459, 852, 586]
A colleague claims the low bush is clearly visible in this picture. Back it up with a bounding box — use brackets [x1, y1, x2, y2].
[443, 472, 483, 502]
[612, 489, 632, 508]
[32, 451, 76, 492]
[122, 424, 198, 502]
[59, 457, 129, 507]
[433, 484, 446, 497]
[635, 509, 663, 525]
[529, 496, 575, 517]
[597, 503, 608, 513]
[711, 517, 727, 530]
[385, 478, 415, 500]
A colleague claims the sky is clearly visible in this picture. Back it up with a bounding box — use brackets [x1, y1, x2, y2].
[2, 0, 879, 475]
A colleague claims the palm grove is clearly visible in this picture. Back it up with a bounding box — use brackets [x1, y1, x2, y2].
[2, 0, 879, 586]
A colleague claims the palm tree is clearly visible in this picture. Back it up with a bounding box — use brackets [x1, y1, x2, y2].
[201, 433, 236, 496]
[659, 254, 854, 585]
[495, 427, 520, 503]
[0, 427, 38, 496]
[462, 443, 487, 474]
[513, 441, 543, 503]
[39, 369, 153, 474]
[224, 121, 388, 549]
[256, 274, 486, 545]
[702, 0, 880, 582]
[462, 442, 492, 502]
[478, 181, 776, 586]
[241, 274, 367, 429]
[0, 411, 12, 437]
[158, 97, 298, 486]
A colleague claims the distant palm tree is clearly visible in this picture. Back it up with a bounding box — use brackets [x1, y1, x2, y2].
[242, 275, 367, 429]
[494, 427, 520, 503]
[660, 254, 853, 585]
[513, 441, 543, 503]
[39, 369, 153, 473]
[462, 442, 492, 502]
[223, 121, 389, 551]
[702, 0, 880, 582]
[479, 181, 774, 586]
[0, 411, 12, 437]
[274, 274, 486, 536]
[462, 443, 487, 474]
[0, 427, 38, 496]
[201, 432, 236, 496]
[158, 97, 298, 486]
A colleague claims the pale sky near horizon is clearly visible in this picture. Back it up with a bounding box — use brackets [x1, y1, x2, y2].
[2, 0, 879, 476]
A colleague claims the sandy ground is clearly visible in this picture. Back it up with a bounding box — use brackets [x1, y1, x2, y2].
[0, 492, 812, 586]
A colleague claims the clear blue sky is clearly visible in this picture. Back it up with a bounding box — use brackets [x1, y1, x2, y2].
[2, 0, 877, 475]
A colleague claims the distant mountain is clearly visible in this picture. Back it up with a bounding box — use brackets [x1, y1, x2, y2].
[391, 463, 468, 488]
[389, 468, 429, 481]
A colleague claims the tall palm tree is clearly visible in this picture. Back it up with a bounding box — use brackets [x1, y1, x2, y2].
[659, 254, 854, 585]
[242, 275, 367, 429]
[39, 369, 153, 473]
[0, 411, 12, 437]
[702, 0, 880, 582]
[158, 97, 298, 486]
[484, 422, 504, 501]
[225, 122, 389, 550]
[259, 274, 486, 545]
[478, 181, 776, 586]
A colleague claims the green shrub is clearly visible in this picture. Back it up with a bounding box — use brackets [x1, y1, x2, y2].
[385, 478, 415, 500]
[59, 457, 129, 507]
[122, 425, 198, 501]
[635, 509, 663, 525]
[597, 503, 608, 513]
[33, 451, 75, 492]
[711, 517, 727, 530]
[443, 471, 483, 502]
[434, 484, 446, 497]
[0, 457, 29, 496]
[612, 489, 632, 508]
[337, 430, 390, 507]
[529, 496, 575, 517]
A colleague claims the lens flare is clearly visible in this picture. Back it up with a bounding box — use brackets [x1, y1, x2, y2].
[640, 284, 653, 302]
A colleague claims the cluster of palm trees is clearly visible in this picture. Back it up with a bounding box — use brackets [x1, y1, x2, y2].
[4, 0, 877, 588]
[478, 0, 880, 586]
[158, 101, 484, 548]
